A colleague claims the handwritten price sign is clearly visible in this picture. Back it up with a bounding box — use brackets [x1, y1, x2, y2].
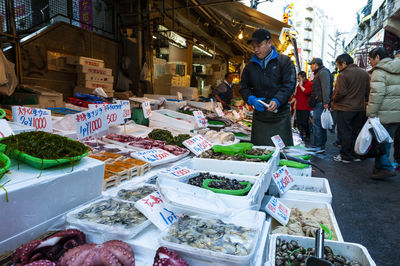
[12, 106, 52, 132]
[271, 135, 285, 149]
[135, 191, 182, 230]
[131, 149, 175, 164]
[272, 166, 295, 194]
[88, 103, 124, 125]
[119, 100, 131, 119]
[265, 196, 291, 226]
[0, 120, 14, 138]
[74, 107, 108, 139]
[182, 135, 213, 156]
[159, 166, 198, 179]
[142, 101, 151, 118]
[193, 111, 208, 128]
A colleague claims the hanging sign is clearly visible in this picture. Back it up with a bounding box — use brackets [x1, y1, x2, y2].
[182, 135, 213, 156]
[159, 166, 198, 179]
[131, 149, 175, 164]
[265, 196, 291, 226]
[135, 191, 183, 231]
[193, 111, 208, 128]
[74, 107, 108, 140]
[271, 135, 285, 149]
[88, 103, 124, 125]
[12, 106, 52, 132]
[142, 101, 152, 118]
[272, 166, 295, 194]
[0, 120, 14, 138]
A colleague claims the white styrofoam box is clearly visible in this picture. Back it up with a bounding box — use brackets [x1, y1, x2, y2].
[150, 109, 198, 131]
[164, 100, 187, 111]
[187, 100, 214, 111]
[76, 65, 112, 76]
[66, 197, 151, 242]
[7, 121, 35, 134]
[253, 219, 272, 266]
[77, 73, 114, 83]
[261, 197, 343, 242]
[0, 157, 104, 244]
[280, 176, 332, 203]
[157, 171, 263, 212]
[266, 234, 376, 266]
[286, 166, 312, 177]
[66, 56, 105, 68]
[158, 210, 266, 266]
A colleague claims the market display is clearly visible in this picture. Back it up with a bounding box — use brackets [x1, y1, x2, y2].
[58, 240, 135, 266]
[152, 247, 189, 266]
[163, 216, 257, 256]
[200, 148, 272, 162]
[12, 229, 86, 266]
[72, 198, 147, 228]
[274, 238, 362, 266]
[188, 172, 251, 192]
[272, 208, 337, 240]
[117, 186, 156, 202]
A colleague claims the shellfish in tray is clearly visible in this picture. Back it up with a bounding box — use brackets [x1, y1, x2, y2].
[117, 186, 157, 202]
[163, 216, 256, 256]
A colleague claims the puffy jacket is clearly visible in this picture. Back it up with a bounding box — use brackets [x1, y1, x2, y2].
[367, 58, 400, 124]
[331, 64, 370, 111]
[239, 49, 296, 110]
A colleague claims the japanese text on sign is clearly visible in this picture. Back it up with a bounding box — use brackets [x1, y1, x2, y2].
[182, 135, 213, 156]
[272, 166, 295, 194]
[271, 135, 285, 149]
[117, 100, 131, 119]
[135, 191, 183, 230]
[193, 111, 208, 128]
[160, 166, 198, 179]
[265, 196, 291, 226]
[74, 107, 108, 140]
[0, 120, 14, 138]
[12, 106, 53, 132]
[132, 149, 175, 163]
[88, 103, 124, 125]
[142, 101, 151, 118]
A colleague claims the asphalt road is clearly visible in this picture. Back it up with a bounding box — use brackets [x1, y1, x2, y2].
[310, 131, 400, 266]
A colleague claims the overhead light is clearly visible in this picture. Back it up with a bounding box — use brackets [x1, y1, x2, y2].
[152, 36, 157, 39]
[238, 30, 243, 40]
[193, 45, 212, 57]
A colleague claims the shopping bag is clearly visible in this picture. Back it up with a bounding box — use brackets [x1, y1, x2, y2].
[369, 117, 393, 143]
[321, 109, 333, 129]
[354, 120, 372, 155]
[364, 128, 386, 158]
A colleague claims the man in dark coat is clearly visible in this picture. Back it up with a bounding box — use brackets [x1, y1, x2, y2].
[239, 29, 296, 146]
[213, 72, 234, 110]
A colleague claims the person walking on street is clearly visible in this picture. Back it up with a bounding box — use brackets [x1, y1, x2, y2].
[240, 28, 296, 146]
[331, 53, 370, 163]
[213, 72, 234, 110]
[294, 71, 312, 142]
[309, 58, 332, 151]
[367, 47, 400, 179]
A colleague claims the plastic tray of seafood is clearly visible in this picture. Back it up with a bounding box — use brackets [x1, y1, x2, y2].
[159, 210, 266, 265]
[261, 197, 343, 242]
[66, 197, 151, 241]
[113, 184, 157, 203]
[157, 171, 263, 211]
[266, 234, 376, 266]
[280, 176, 332, 204]
[286, 166, 312, 177]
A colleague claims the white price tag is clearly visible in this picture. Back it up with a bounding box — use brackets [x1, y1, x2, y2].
[177, 92, 183, 100]
[264, 196, 291, 226]
[12, 106, 53, 132]
[271, 135, 285, 149]
[142, 101, 152, 118]
[117, 100, 131, 119]
[131, 149, 175, 164]
[88, 103, 125, 125]
[232, 110, 241, 120]
[182, 135, 213, 156]
[74, 107, 109, 140]
[193, 110, 208, 128]
[272, 166, 295, 194]
[215, 106, 224, 117]
[159, 166, 198, 179]
[135, 191, 183, 231]
[0, 119, 14, 137]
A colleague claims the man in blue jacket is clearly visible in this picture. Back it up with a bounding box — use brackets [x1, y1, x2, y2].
[240, 29, 296, 146]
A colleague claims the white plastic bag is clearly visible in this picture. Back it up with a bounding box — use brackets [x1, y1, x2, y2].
[369, 117, 393, 143]
[354, 120, 372, 155]
[321, 109, 333, 129]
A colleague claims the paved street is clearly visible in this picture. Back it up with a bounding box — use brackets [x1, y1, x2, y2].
[311, 132, 400, 266]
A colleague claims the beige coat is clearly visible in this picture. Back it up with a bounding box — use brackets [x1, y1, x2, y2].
[367, 58, 400, 124]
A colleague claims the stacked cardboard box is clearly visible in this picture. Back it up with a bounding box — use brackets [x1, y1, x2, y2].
[67, 56, 115, 97]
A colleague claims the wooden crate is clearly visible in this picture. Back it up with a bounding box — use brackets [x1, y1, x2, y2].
[103, 171, 119, 191]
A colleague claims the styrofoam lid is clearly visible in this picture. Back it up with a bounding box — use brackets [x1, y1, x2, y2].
[156, 177, 232, 218]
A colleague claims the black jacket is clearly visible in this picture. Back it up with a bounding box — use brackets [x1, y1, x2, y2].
[239, 52, 296, 109]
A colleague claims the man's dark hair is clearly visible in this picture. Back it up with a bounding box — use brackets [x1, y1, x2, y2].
[369, 47, 390, 60]
[297, 71, 307, 79]
[224, 72, 233, 78]
[336, 53, 354, 65]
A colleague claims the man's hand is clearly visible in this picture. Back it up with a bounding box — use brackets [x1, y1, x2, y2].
[323, 104, 329, 109]
[268, 101, 278, 112]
